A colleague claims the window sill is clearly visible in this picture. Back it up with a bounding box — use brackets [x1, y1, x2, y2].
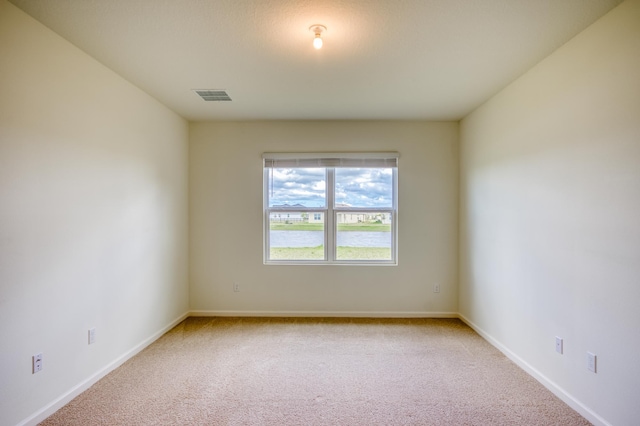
[264, 260, 398, 266]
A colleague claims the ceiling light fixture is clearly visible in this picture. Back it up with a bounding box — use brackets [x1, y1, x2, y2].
[309, 25, 326, 49]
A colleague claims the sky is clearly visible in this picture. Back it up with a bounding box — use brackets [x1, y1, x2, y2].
[267, 167, 393, 208]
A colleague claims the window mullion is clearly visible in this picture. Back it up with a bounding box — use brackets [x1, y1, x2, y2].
[264, 168, 270, 262]
[326, 167, 335, 261]
[393, 168, 398, 263]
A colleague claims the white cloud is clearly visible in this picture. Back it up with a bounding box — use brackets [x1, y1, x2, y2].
[269, 167, 392, 207]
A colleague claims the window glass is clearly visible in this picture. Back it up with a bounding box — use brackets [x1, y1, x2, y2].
[335, 168, 393, 208]
[336, 212, 393, 260]
[269, 212, 324, 260]
[267, 168, 326, 208]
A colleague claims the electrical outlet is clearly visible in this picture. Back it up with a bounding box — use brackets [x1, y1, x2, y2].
[233, 283, 240, 292]
[587, 352, 597, 373]
[433, 284, 441, 293]
[555, 336, 563, 354]
[32, 353, 43, 374]
[88, 328, 96, 345]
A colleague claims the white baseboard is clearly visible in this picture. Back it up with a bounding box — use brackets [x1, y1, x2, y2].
[17, 311, 190, 426]
[190, 310, 459, 318]
[457, 314, 611, 426]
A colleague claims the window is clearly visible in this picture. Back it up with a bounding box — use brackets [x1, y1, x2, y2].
[263, 153, 398, 264]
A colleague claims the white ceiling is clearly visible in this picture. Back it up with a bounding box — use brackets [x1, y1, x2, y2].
[10, 0, 622, 121]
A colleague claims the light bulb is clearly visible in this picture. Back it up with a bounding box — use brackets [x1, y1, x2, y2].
[309, 25, 326, 50]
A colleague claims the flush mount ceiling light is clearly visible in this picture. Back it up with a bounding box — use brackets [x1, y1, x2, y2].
[309, 25, 327, 49]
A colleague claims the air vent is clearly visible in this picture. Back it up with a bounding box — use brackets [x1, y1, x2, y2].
[193, 89, 232, 101]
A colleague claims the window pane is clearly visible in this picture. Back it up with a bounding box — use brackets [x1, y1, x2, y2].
[335, 168, 393, 208]
[267, 168, 326, 208]
[269, 212, 325, 260]
[336, 212, 392, 260]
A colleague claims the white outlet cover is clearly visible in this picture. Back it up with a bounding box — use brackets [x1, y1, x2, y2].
[33, 353, 43, 374]
[587, 352, 597, 373]
[555, 337, 563, 354]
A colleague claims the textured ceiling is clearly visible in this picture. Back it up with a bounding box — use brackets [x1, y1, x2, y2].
[9, 0, 623, 121]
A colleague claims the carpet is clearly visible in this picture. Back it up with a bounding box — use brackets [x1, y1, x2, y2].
[40, 317, 591, 425]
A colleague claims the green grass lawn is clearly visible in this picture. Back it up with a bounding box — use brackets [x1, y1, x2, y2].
[337, 223, 390, 232]
[270, 246, 391, 260]
[269, 246, 325, 259]
[270, 222, 390, 232]
[270, 222, 324, 231]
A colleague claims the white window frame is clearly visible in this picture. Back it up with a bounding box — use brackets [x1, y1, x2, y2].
[263, 152, 399, 265]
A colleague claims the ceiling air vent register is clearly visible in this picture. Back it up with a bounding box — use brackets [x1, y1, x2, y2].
[193, 90, 232, 101]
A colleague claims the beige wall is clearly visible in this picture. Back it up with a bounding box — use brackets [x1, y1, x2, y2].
[459, 1, 640, 425]
[190, 121, 458, 315]
[0, 2, 189, 425]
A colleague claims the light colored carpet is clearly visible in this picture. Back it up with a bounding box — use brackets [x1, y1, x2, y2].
[40, 317, 591, 425]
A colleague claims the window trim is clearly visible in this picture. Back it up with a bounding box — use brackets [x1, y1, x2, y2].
[263, 152, 399, 266]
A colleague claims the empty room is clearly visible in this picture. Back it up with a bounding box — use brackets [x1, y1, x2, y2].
[1, 0, 639, 425]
